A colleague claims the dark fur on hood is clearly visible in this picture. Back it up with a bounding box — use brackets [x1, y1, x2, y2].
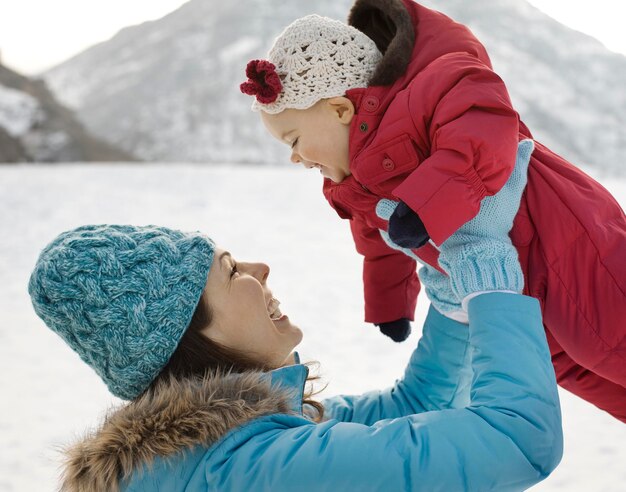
[348, 0, 415, 86]
[60, 371, 297, 492]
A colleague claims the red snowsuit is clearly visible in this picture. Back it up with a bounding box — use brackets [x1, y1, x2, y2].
[323, 0, 626, 421]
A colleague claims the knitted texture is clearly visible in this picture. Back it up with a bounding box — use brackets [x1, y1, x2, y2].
[28, 225, 215, 400]
[249, 14, 382, 114]
[375, 198, 397, 222]
[439, 140, 535, 299]
[418, 264, 463, 316]
[376, 199, 461, 316]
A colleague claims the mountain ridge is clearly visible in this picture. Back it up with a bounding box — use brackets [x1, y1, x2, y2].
[0, 62, 136, 163]
[43, 0, 626, 175]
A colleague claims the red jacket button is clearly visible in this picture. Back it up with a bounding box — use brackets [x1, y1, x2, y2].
[382, 158, 395, 171]
[363, 96, 380, 112]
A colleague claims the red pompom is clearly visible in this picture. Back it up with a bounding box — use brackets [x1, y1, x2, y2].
[240, 60, 283, 104]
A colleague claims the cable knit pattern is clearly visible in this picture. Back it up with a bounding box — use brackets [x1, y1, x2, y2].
[28, 225, 215, 400]
[250, 14, 382, 114]
[418, 264, 463, 315]
[439, 140, 534, 299]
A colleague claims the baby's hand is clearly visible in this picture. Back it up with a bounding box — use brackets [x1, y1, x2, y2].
[387, 201, 430, 249]
[376, 200, 463, 322]
[376, 319, 412, 342]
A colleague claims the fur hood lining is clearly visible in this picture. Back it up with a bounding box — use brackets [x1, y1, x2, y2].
[348, 0, 416, 86]
[60, 370, 300, 491]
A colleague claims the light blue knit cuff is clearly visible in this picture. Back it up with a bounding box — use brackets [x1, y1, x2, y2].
[418, 265, 461, 315]
[438, 237, 524, 300]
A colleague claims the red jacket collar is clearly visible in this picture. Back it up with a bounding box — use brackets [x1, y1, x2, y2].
[344, 1, 493, 165]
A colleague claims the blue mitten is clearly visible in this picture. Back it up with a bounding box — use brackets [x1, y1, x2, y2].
[376, 200, 463, 321]
[438, 139, 534, 304]
[418, 264, 466, 321]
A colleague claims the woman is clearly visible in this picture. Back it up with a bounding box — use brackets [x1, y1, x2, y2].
[28, 150, 562, 491]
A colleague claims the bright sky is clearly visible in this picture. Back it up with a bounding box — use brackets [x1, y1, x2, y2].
[0, 0, 625, 75]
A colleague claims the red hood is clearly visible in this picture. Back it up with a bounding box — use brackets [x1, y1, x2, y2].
[346, 0, 492, 116]
[343, 0, 493, 162]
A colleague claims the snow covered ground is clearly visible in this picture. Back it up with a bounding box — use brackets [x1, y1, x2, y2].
[1, 163, 624, 491]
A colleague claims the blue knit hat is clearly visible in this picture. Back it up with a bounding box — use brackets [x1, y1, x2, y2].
[28, 225, 215, 400]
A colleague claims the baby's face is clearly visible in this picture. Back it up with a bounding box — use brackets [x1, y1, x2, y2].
[261, 98, 353, 183]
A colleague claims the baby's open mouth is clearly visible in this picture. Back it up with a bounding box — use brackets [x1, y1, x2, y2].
[304, 162, 322, 171]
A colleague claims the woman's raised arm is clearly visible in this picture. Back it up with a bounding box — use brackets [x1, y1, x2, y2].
[213, 293, 562, 492]
[322, 304, 472, 423]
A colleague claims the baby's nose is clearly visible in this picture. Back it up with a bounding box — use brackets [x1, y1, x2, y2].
[290, 152, 300, 164]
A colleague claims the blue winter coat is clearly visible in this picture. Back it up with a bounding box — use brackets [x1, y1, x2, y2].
[62, 294, 562, 491]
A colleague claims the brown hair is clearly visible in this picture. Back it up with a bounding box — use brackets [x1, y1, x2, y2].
[150, 296, 325, 421]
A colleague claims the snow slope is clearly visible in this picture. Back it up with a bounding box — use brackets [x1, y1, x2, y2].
[0, 84, 42, 138]
[0, 164, 624, 490]
[0, 63, 134, 163]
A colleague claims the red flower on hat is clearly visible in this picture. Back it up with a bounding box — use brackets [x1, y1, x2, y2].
[240, 60, 283, 104]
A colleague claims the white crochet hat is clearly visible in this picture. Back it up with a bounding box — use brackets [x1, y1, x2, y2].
[241, 14, 382, 114]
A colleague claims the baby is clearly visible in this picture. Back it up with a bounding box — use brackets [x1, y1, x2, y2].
[240, 0, 626, 422]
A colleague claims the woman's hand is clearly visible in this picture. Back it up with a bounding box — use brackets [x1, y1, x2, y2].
[438, 139, 534, 304]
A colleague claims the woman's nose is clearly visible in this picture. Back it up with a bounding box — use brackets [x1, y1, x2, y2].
[290, 152, 300, 164]
[243, 262, 270, 283]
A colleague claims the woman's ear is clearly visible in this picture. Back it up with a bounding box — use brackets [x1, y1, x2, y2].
[326, 97, 355, 124]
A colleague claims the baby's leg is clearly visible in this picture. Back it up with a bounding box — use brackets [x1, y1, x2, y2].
[542, 225, 626, 391]
[546, 330, 626, 423]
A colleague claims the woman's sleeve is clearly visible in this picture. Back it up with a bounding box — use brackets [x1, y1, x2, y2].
[221, 294, 563, 492]
[393, 52, 520, 246]
[322, 304, 472, 423]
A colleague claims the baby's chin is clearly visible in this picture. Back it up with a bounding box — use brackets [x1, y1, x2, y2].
[327, 171, 351, 183]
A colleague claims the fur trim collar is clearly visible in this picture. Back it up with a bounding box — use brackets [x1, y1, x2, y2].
[60, 371, 299, 492]
[348, 0, 415, 86]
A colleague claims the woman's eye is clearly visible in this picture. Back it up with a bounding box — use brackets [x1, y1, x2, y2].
[230, 263, 238, 277]
[291, 138, 299, 149]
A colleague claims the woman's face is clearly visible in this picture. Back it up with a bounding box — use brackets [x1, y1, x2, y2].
[200, 248, 303, 368]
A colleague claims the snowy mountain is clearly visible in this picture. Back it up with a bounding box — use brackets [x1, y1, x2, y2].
[0, 63, 136, 163]
[0, 124, 27, 162]
[43, 0, 626, 175]
[420, 0, 626, 176]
